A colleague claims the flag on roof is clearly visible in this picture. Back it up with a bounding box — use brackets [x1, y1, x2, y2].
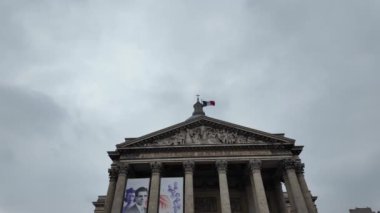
[202, 100, 215, 107]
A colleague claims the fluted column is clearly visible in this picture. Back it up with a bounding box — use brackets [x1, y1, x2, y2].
[282, 159, 308, 213]
[111, 163, 129, 213]
[295, 162, 317, 213]
[249, 160, 270, 213]
[148, 162, 161, 213]
[104, 166, 118, 213]
[216, 160, 231, 213]
[183, 161, 195, 213]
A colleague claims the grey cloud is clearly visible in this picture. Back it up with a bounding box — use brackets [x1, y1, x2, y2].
[0, 84, 65, 135]
[0, 83, 111, 213]
[0, 0, 379, 212]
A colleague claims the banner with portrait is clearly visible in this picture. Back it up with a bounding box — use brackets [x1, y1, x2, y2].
[159, 177, 184, 213]
[122, 178, 150, 213]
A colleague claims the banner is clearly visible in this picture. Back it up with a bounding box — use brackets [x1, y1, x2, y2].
[159, 177, 184, 213]
[122, 178, 150, 213]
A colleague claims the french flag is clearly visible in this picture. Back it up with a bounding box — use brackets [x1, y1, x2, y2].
[202, 100, 215, 107]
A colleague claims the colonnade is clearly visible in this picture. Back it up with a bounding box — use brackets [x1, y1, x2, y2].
[103, 159, 316, 213]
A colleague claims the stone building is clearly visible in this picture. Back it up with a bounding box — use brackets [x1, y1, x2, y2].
[349, 208, 379, 213]
[93, 100, 318, 213]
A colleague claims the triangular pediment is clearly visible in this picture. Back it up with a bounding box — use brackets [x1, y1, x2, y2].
[117, 116, 295, 148]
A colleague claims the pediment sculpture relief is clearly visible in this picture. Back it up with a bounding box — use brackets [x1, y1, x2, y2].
[142, 126, 266, 146]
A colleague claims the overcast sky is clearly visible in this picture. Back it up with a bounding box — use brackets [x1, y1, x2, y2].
[1, 0, 379, 212]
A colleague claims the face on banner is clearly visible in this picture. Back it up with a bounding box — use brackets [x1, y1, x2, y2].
[159, 177, 183, 213]
[122, 178, 150, 213]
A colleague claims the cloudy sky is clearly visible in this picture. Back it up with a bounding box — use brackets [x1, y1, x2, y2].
[1, 0, 379, 212]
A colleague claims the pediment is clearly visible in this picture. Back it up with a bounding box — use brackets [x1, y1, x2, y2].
[117, 116, 294, 148]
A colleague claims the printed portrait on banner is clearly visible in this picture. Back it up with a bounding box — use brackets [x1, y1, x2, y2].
[122, 178, 150, 213]
[159, 177, 183, 213]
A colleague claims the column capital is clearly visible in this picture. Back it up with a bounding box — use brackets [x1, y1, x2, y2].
[183, 160, 195, 173]
[216, 160, 228, 172]
[108, 167, 119, 181]
[150, 162, 162, 173]
[295, 161, 305, 174]
[249, 159, 262, 171]
[282, 159, 296, 170]
[118, 163, 129, 175]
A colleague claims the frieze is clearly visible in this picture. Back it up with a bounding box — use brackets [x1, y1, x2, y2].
[123, 149, 273, 160]
[140, 126, 266, 147]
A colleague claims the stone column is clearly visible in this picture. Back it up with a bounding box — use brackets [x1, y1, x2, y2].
[265, 184, 277, 213]
[245, 180, 255, 213]
[104, 166, 118, 213]
[148, 162, 161, 213]
[216, 160, 231, 213]
[249, 160, 270, 213]
[282, 159, 308, 213]
[273, 180, 287, 213]
[183, 161, 195, 213]
[295, 162, 317, 213]
[111, 163, 129, 213]
[282, 172, 295, 213]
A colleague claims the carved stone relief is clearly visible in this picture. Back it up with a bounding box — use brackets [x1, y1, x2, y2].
[143, 126, 266, 146]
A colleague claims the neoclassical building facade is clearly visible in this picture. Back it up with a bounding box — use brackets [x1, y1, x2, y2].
[93, 101, 317, 213]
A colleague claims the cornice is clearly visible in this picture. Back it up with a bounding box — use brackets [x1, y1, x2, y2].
[291, 146, 303, 155]
[116, 143, 294, 155]
[108, 151, 120, 161]
[110, 143, 300, 161]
